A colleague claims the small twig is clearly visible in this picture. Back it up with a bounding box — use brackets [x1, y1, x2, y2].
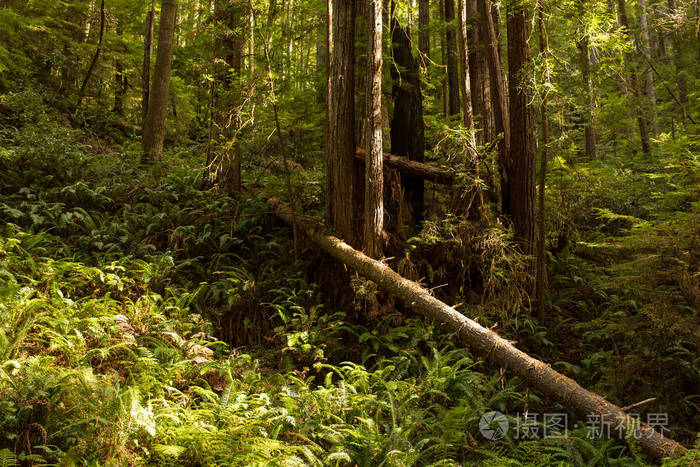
[429, 283, 449, 293]
[260, 30, 299, 261]
[621, 397, 656, 412]
[633, 41, 696, 124]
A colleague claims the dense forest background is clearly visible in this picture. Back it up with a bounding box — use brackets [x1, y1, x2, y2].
[0, 0, 698, 465]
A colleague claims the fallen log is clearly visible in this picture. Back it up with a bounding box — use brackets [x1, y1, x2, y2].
[355, 147, 455, 185]
[269, 198, 688, 462]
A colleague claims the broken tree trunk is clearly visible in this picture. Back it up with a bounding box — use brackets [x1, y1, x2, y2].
[355, 148, 455, 185]
[269, 198, 688, 463]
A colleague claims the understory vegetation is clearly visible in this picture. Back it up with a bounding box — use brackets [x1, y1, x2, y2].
[0, 89, 698, 466]
[2, 0, 700, 463]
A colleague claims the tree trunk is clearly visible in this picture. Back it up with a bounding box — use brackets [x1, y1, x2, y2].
[356, 148, 455, 185]
[76, 0, 105, 110]
[316, 31, 328, 104]
[113, 18, 127, 116]
[617, 0, 651, 157]
[639, 0, 659, 136]
[696, 0, 700, 60]
[440, 0, 449, 117]
[466, 0, 487, 144]
[506, 0, 536, 254]
[249, 0, 255, 76]
[457, 0, 474, 135]
[142, 0, 178, 161]
[327, 0, 358, 244]
[391, 9, 426, 225]
[444, 0, 460, 115]
[667, 0, 688, 107]
[364, 0, 384, 258]
[576, 1, 596, 159]
[270, 198, 687, 464]
[355, 1, 369, 150]
[536, 0, 549, 321]
[478, 0, 508, 208]
[142, 0, 155, 125]
[456, 0, 484, 217]
[418, 0, 430, 63]
[206, 0, 245, 195]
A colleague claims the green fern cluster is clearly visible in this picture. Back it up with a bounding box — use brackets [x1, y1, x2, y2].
[1, 88, 698, 466]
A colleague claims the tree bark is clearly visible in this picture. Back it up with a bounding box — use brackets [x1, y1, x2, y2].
[667, 0, 688, 107]
[205, 0, 245, 194]
[576, 1, 597, 159]
[75, 0, 105, 110]
[696, 0, 700, 60]
[639, 0, 659, 136]
[478, 0, 508, 209]
[617, 0, 651, 157]
[536, 0, 549, 322]
[444, 0, 461, 115]
[270, 198, 688, 464]
[113, 18, 127, 116]
[355, 1, 370, 150]
[457, 0, 484, 217]
[356, 148, 455, 185]
[466, 0, 487, 144]
[419, 0, 431, 63]
[248, 0, 255, 76]
[142, 0, 155, 125]
[364, 0, 384, 258]
[316, 9, 328, 104]
[327, 0, 358, 244]
[457, 0, 475, 135]
[506, 0, 536, 254]
[440, 0, 449, 116]
[391, 8, 426, 224]
[143, 0, 178, 161]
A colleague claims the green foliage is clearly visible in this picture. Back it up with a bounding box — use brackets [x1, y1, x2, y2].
[0, 98, 671, 466]
[1, 0, 699, 463]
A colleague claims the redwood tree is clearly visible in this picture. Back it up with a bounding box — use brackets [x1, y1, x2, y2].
[418, 0, 431, 62]
[478, 0, 508, 204]
[326, 0, 357, 244]
[364, 0, 383, 257]
[576, 0, 597, 159]
[617, 0, 651, 157]
[391, 9, 426, 224]
[505, 0, 536, 253]
[142, 0, 155, 124]
[466, 0, 487, 143]
[205, 0, 245, 195]
[143, 0, 178, 161]
[444, 0, 460, 115]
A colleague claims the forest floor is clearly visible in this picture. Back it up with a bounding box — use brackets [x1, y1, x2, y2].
[0, 91, 698, 465]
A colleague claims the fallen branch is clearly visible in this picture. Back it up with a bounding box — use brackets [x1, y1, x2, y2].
[355, 147, 456, 185]
[269, 198, 688, 462]
[108, 119, 142, 133]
